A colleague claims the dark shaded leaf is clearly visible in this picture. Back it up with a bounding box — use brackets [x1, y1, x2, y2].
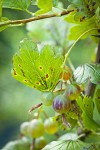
[84, 133, 100, 144]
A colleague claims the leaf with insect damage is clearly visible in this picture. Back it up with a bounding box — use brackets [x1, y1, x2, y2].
[12, 38, 63, 91]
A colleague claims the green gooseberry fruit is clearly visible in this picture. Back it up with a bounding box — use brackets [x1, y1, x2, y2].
[20, 122, 29, 136]
[44, 117, 58, 134]
[41, 91, 54, 106]
[65, 84, 81, 100]
[28, 119, 45, 138]
[53, 94, 71, 114]
[35, 136, 46, 149]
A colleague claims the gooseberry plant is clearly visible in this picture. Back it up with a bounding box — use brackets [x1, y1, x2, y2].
[1, 0, 100, 150]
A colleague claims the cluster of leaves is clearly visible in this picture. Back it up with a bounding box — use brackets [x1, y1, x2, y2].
[66, 0, 100, 40]
[1, 0, 100, 40]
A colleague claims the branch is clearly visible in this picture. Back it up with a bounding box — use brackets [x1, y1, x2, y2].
[0, 10, 74, 27]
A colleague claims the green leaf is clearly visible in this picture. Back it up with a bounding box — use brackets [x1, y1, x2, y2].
[74, 63, 100, 84]
[77, 96, 100, 131]
[68, 0, 83, 5]
[95, 0, 100, 7]
[53, 0, 58, 7]
[0, 0, 3, 18]
[12, 38, 63, 91]
[82, 112, 100, 131]
[84, 133, 100, 144]
[94, 89, 100, 114]
[35, 0, 53, 15]
[82, 96, 94, 118]
[76, 96, 83, 109]
[42, 140, 94, 150]
[3, 0, 31, 10]
[0, 17, 9, 32]
[58, 133, 78, 141]
[68, 21, 98, 40]
[77, 96, 94, 118]
[31, 0, 37, 5]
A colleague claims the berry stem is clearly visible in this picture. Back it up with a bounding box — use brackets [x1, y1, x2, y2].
[60, 81, 63, 94]
[62, 114, 71, 128]
[67, 58, 75, 71]
[30, 138, 35, 150]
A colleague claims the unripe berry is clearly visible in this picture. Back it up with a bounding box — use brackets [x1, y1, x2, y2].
[20, 122, 29, 136]
[60, 66, 72, 81]
[35, 137, 46, 149]
[53, 95, 71, 114]
[44, 117, 58, 134]
[65, 84, 81, 100]
[28, 119, 45, 138]
[41, 92, 54, 106]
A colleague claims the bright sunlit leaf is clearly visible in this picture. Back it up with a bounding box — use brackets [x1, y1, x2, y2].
[12, 38, 63, 91]
[43, 140, 94, 150]
[35, 0, 53, 15]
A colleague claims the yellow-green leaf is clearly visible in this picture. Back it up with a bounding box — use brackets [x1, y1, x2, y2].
[12, 38, 63, 91]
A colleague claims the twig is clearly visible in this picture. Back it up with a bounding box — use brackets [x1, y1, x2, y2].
[30, 138, 35, 150]
[0, 10, 74, 27]
[28, 103, 43, 113]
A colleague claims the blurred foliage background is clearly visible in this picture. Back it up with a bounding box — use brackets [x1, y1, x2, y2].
[0, 1, 97, 148]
